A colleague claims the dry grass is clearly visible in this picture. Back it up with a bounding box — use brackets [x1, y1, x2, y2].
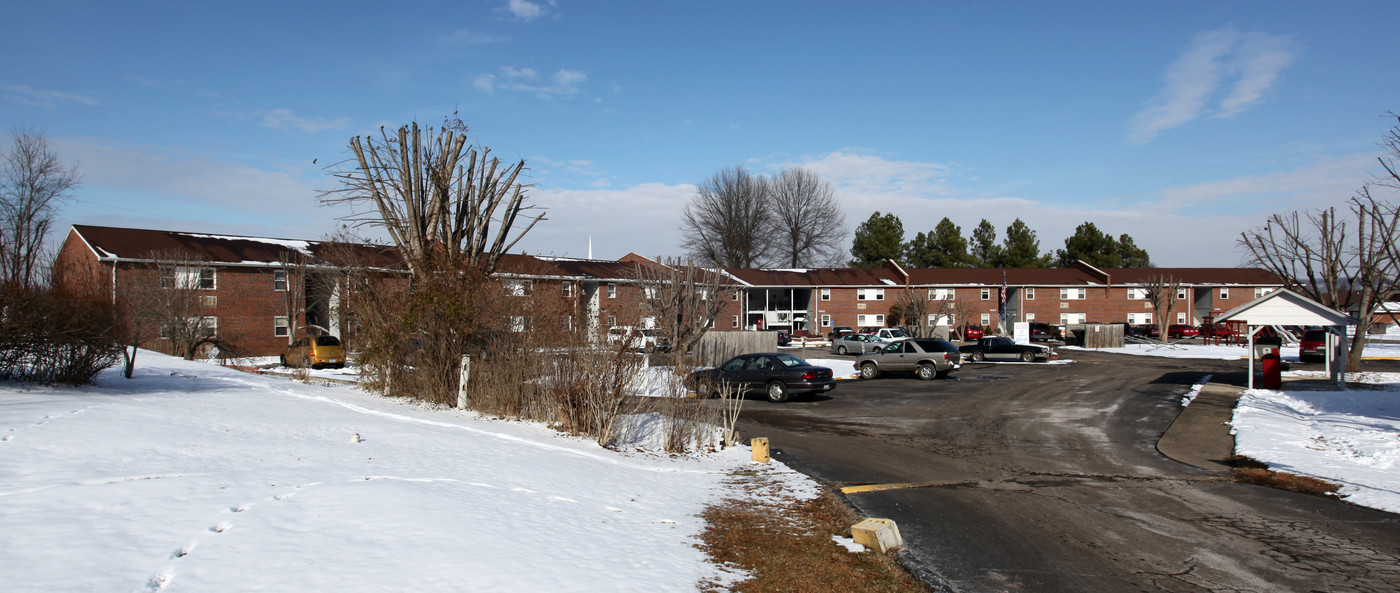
[1224, 455, 1342, 497]
[696, 470, 931, 593]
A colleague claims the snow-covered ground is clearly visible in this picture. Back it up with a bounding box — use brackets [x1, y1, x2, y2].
[0, 352, 820, 592]
[1232, 372, 1400, 514]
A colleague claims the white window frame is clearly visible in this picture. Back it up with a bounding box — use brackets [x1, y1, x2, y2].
[273, 270, 287, 291]
[1060, 287, 1086, 300]
[1127, 287, 1145, 300]
[162, 266, 215, 290]
[980, 313, 990, 325]
[1060, 312, 1086, 325]
[732, 315, 740, 328]
[820, 314, 831, 327]
[1176, 288, 1188, 300]
[562, 281, 574, 298]
[199, 295, 217, 307]
[1025, 287, 1035, 300]
[274, 316, 289, 337]
[1127, 312, 1152, 324]
[820, 288, 831, 301]
[1177, 312, 1187, 324]
[607, 283, 617, 298]
[1255, 287, 1274, 298]
[929, 288, 955, 301]
[857, 288, 885, 301]
[606, 315, 617, 327]
[1025, 313, 1036, 322]
[1219, 287, 1229, 300]
[643, 286, 660, 300]
[980, 288, 991, 300]
[856, 314, 885, 326]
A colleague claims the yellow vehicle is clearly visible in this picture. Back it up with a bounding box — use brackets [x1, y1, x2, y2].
[280, 336, 346, 369]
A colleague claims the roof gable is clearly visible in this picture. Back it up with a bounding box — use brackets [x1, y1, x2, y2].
[1215, 288, 1354, 326]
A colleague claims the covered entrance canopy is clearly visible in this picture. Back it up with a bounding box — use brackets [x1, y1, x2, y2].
[1215, 288, 1354, 388]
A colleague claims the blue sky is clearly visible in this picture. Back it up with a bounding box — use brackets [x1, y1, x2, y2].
[4, 1, 1398, 267]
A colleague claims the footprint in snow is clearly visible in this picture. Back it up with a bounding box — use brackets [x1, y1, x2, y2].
[549, 496, 577, 503]
[146, 570, 172, 591]
[211, 521, 232, 533]
[170, 542, 196, 559]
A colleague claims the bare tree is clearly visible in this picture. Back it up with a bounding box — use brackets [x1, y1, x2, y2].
[1140, 274, 1183, 343]
[113, 250, 217, 372]
[320, 119, 545, 276]
[890, 288, 930, 337]
[276, 252, 309, 346]
[1, 128, 78, 288]
[768, 167, 845, 267]
[679, 166, 770, 268]
[634, 257, 728, 356]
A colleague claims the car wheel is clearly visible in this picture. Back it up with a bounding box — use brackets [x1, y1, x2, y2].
[1020, 351, 1035, 362]
[765, 381, 790, 403]
[837, 345, 848, 355]
[860, 362, 879, 379]
[969, 350, 985, 362]
[916, 363, 936, 380]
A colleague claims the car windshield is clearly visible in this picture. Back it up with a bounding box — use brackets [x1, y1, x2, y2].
[885, 329, 907, 338]
[774, 354, 809, 367]
[315, 336, 340, 346]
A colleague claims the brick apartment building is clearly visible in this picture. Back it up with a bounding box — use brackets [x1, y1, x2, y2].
[52, 225, 1286, 356]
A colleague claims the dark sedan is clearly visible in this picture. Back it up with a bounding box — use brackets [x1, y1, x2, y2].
[959, 336, 1053, 362]
[690, 353, 836, 403]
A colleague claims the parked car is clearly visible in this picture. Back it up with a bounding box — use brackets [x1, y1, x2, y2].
[830, 332, 889, 355]
[1029, 322, 1062, 342]
[281, 335, 346, 369]
[689, 353, 836, 403]
[1298, 329, 1327, 363]
[960, 326, 984, 341]
[827, 326, 855, 341]
[776, 330, 791, 347]
[854, 338, 961, 380]
[959, 336, 1052, 362]
[1136, 324, 1160, 338]
[1167, 324, 1200, 339]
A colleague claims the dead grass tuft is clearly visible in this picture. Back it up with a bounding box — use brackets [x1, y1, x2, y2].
[1225, 455, 1341, 497]
[697, 474, 931, 593]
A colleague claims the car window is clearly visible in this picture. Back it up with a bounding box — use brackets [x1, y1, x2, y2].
[722, 358, 747, 371]
[315, 336, 340, 346]
[778, 352, 812, 366]
[748, 357, 772, 370]
[992, 337, 1013, 347]
[886, 329, 907, 338]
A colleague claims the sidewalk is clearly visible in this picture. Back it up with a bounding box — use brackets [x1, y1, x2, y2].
[1157, 372, 1342, 472]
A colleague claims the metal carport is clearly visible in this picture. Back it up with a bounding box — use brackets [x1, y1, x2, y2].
[1215, 288, 1354, 389]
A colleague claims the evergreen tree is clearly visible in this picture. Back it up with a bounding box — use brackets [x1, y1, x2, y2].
[1117, 234, 1152, 267]
[849, 211, 906, 267]
[906, 217, 973, 267]
[969, 219, 1001, 268]
[1055, 221, 1120, 267]
[1000, 218, 1049, 268]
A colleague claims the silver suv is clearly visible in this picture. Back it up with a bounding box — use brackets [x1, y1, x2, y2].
[854, 338, 961, 380]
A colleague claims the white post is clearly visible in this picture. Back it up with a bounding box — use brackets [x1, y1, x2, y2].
[457, 355, 472, 409]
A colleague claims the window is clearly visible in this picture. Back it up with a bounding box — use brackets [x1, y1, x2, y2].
[820, 288, 831, 301]
[607, 283, 617, 298]
[1177, 312, 1187, 324]
[1025, 288, 1035, 300]
[507, 316, 528, 332]
[733, 315, 740, 328]
[606, 315, 617, 327]
[1060, 312, 1086, 325]
[857, 288, 884, 301]
[199, 295, 217, 307]
[980, 288, 991, 300]
[161, 266, 215, 290]
[273, 270, 287, 291]
[1060, 287, 1086, 300]
[1255, 287, 1274, 298]
[274, 316, 289, 337]
[929, 288, 954, 300]
[1176, 288, 1188, 300]
[562, 281, 574, 298]
[732, 289, 741, 301]
[856, 314, 885, 326]
[643, 286, 659, 299]
[820, 314, 831, 327]
[929, 313, 955, 326]
[1219, 288, 1229, 300]
[562, 316, 574, 332]
[708, 317, 716, 329]
[1025, 313, 1035, 322]
[1127, 287, 1145, 300]
[699, 288, 711, 300]
[504, 279, 532, 296]
[980, 313, 990, 325]
[1128, 313, 1152, 324]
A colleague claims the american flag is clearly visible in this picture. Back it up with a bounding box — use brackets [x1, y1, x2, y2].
[998, 272, 1007, 323]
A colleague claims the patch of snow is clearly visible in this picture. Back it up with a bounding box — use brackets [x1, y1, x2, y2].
[0, 350, 822, 592]
[1181, 375, 1211, 406]
[831, 535, 868, 553]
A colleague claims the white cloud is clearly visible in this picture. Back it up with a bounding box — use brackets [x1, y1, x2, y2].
[1158, 152, 1374, 210]
[1128, 28, 1299, 144]
[474, 67, 587, 98]
[259, 109, 350, 134]
[0, 83, 100, 109]
[506, 0, 544, 21]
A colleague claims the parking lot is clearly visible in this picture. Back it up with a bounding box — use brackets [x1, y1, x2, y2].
[737, 347, 1400, 593]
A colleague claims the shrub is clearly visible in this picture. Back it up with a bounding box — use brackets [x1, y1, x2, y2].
[0, 284, 121, 385]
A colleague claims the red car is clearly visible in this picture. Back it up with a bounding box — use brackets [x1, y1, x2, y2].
[1167, 324, 1199, 338]
[1298, 329, 1326, 363]
[960, 326, 984, 340]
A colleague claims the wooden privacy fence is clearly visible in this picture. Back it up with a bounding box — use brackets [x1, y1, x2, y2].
[1075, 323, 1125, 349]
[692, 332, 778, 367]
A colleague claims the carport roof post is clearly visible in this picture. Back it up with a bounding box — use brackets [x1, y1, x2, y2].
[1215, 288, 1354, 387]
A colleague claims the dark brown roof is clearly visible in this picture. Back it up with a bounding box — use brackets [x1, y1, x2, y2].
[724, 267, 902, 287]
[69, 225, 404, 269]
[1098, 267, 1285, 286]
